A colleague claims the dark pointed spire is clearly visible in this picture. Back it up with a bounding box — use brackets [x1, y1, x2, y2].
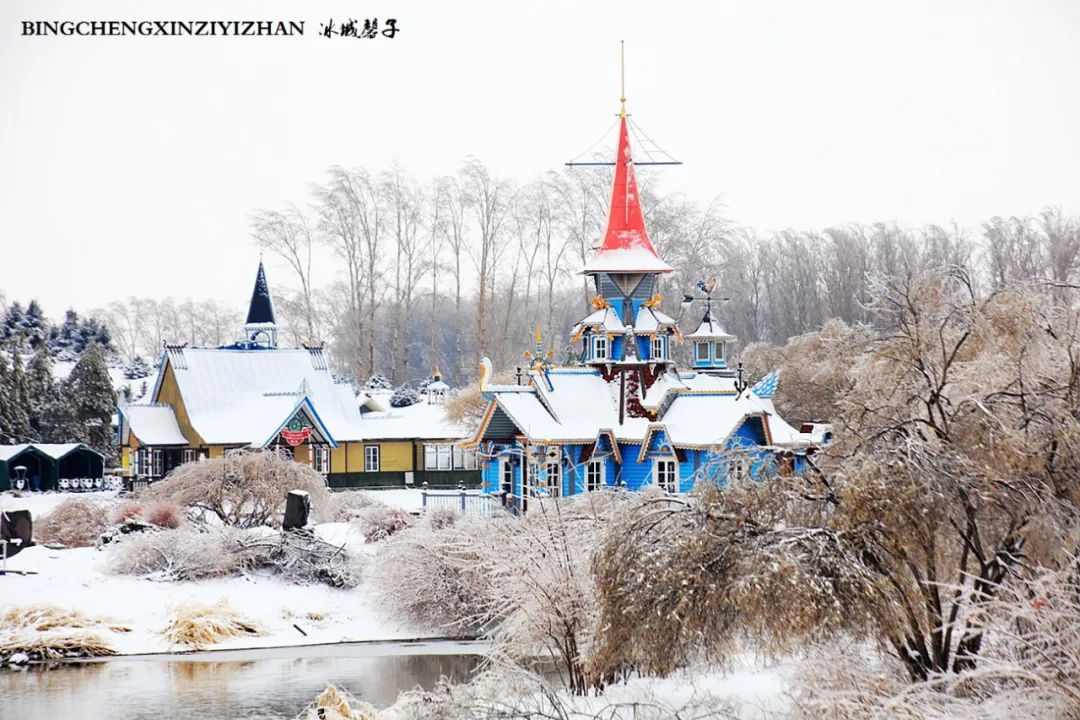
[245, 261, 276, 326]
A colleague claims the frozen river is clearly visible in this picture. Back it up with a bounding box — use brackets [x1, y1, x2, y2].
[1, 640, 487, 719]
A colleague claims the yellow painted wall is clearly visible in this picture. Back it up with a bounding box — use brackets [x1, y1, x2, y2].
[346, 442, 365, 471]
[208, 446, 225, 459]
[331, 446, 348, 472]
[153, 361, 204, 446]
[336, 440, 414, 472]
[294, 444, 310, 463]
[379, 441, 414, 472]
[121, 447, 131, 469]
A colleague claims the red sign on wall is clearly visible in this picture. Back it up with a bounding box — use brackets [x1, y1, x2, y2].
[281, 427, 312, 446]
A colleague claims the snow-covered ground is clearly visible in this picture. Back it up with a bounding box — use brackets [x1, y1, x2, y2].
[0, 490, 438, 656]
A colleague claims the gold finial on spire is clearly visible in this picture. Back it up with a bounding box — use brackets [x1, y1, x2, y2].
[619, 39, 627, 118]
[535, 324, 542, 344]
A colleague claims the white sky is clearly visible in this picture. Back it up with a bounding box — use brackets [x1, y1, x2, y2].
[2, 0, 1079, 317]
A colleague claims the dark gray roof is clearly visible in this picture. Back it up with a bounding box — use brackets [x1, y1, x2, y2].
[245, 261, 276, 325]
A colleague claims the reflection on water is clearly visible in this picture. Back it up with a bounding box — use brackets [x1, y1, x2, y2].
[2, 646, 484, 720]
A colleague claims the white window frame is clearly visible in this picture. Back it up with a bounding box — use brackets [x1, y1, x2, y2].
[313, 446, 330, 474]
[592, 334, 609, 361]
[586, 459, 605, 492]
[695, 342, 710, 362]
[654, 457, 678, 493]
[651, 335, 665, 361]
[364, 445, 380, 472]
[544, 460, 563, 496]
[151, 449, 163, 478]
[437, 444, 452, 470]
[715, 341, 727, 362]
[424, 445, 437, 470]
[728, 456, 747, 482]
[500, 458, 514, 496]
[182, 448, 195, 464]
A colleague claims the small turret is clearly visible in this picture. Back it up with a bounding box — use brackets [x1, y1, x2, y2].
[687, 303, 736, 375]
[244, 260, 278, 348]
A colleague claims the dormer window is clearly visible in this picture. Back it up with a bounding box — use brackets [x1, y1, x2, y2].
[715, 342, 727, 362]
[695, 342, 710, 363]
[651, 335, 665, 360]
[592, 334, 609, 361]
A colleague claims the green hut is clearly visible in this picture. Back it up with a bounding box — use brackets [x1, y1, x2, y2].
[0, 443, 104, 491]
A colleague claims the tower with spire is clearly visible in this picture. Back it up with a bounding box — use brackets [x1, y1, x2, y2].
[571, 92, 681, 421]
[244, 260, 278, 349]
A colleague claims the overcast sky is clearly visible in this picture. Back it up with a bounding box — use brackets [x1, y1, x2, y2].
[2, 0, 1079, 317]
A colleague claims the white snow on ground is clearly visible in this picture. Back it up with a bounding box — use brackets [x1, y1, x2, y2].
[0, 490, 120, 521]
[0, 491, 439, 656]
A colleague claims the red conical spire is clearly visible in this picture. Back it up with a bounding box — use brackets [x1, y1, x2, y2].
[582, 114, 674, 275]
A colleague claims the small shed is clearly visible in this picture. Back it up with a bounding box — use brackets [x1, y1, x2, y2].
[0, 443, 105, 491]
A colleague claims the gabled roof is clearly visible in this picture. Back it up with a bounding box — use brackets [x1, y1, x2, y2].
[0, 444, 30, 462]
[119, 403, 188, 446]
[0, 443, 103, 462]
[581, 115, 674, 276]
[245, 261, 277, 326]
[151, 346, 363, 446]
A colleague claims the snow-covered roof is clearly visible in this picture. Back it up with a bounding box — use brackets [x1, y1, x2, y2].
[582, 246, 675, 275]
[32, 443, 99, 460]
[474, 365, 821, 454]
[0, 443, 102, 462]
[152, 346, 364, 446]
[360, 400, 470, 440]
[119, 404, 188, 446]
[427, 380, 450, 392]
[0, 444, 30, 462]
[634, 306, 677, 334]
[686, 315, 736, 341]
[572, 307, 627, 335]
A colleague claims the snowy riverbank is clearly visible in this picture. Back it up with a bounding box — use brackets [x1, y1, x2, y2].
[0, 490, 440, 656]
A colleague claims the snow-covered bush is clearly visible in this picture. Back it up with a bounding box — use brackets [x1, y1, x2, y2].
[328, 490, 381, 522]
[108, 526, 246, 581]
[372, 493, 630, 693]
[389, 385, 421, 408]
[108, 525, 364, 588]
[121, 355, 152, 380]
[36, 498, 111, 548]
[364, 375, 392, 391]
[426, 506, 458, 530]
[355, 503, 415, 541]
[371, 519, 494, 636]
[140, 449, 332, 528]
[795, 558, 1080, 719]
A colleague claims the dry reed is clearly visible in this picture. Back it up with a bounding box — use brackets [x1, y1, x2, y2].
[162, 600, 264, 649]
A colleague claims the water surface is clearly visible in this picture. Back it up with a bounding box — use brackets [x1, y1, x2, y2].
[2, 641, 486, 719]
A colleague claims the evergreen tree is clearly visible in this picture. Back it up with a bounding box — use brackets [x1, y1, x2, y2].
[0, 348, 33, 442]
[49, 308, 113, 360]
[26, 344, 68, 441]
[64, 342, 118, 457]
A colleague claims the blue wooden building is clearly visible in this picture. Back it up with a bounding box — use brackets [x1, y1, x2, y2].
[467, 97, 826, 511]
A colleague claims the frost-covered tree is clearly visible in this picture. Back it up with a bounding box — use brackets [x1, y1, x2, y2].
[592, 270, 1080, 684]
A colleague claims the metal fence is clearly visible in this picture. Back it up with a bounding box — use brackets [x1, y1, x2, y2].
[420, 483, 498, 517]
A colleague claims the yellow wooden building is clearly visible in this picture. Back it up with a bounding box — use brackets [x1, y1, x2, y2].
[117, 262, 478, 488]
